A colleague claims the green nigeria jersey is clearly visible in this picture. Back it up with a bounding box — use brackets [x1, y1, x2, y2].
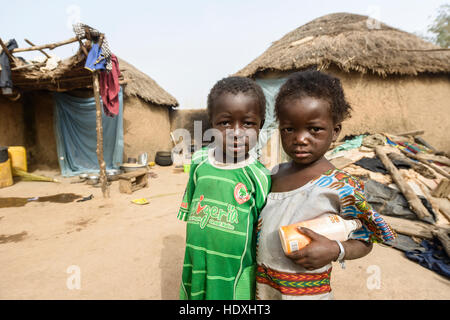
[177, 147, 271, 300]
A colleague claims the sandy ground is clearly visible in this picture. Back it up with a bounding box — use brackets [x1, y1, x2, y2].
[0, 165, 449, 300]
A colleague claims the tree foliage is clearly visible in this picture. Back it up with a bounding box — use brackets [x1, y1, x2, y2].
[428, 4, 450, 48]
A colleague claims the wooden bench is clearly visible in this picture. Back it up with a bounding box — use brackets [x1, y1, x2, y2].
[118, 169, 149, 194]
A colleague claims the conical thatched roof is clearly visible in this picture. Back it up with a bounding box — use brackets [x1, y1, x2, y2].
[236, 13, 450, 77]
[10, 49, 178, 107]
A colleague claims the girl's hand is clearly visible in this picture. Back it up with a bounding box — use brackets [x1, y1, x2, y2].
[285, 227, 340, 270]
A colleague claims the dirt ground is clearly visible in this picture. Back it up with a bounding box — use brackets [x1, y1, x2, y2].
[0, 165, 449, 300]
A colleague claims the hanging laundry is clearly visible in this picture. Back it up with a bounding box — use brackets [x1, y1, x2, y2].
[99, 54, 120, 117]
[0, 39, 18, 93]
[73, 23, 112, 71]
[84, 43, 106, 71]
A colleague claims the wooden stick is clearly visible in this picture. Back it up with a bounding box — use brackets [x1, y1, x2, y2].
[14, 74, 124, 87]
[98, 34, 105, 49]
[395, 130, 425, 137]
[92, 71, 109, 198]
[433, 198, 450, 223]
[381, 214, 450, 240]
[432, 179, 450, 198]
[77, 38, 89, 56]
[380, 214, 434, 239]
[11, 37, 81, 53]
[0, 38, 16, 63]
[376, 146, 431, 220]
[24, 39, 51, 58]
[400, 149, 450, 179]
[416, 154, 450, 167]
[11, 62, 45, 71]
[414, 136, 436, 152]
[388, 152, 436, 179]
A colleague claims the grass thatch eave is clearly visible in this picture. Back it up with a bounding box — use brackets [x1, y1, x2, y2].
[10, 49, 178, 107]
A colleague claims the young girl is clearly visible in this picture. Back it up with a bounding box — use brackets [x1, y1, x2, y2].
[177, 76, 271, 300]
[255, 70, 396, 300]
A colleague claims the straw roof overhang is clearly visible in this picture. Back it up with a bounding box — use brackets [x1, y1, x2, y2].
[235, 13, 450, 78]
[10, 49, 178, 107]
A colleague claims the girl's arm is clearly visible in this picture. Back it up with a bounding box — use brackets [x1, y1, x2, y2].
[285, 227, 373, 270]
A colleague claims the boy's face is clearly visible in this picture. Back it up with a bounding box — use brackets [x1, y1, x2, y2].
[278, 96, 341, 167]
[210, 93, 263, 162]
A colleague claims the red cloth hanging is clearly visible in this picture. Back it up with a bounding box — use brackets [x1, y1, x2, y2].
[99, 54, 120, 117]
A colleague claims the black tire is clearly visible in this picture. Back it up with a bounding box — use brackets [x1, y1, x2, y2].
[0, 147, 8, 163]
[155, 151, 173, 166]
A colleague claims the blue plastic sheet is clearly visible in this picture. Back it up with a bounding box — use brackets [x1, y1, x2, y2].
[255, 77, 288, 131]
[252, 78, 288, 157]
[53, 88, 124, 176]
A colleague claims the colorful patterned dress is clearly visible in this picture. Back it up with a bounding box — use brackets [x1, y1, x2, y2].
[256, 168, 396, 300]
[177, 148, 271, 300]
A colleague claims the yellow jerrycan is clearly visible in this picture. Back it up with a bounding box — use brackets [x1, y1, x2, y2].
[8, 146, 27, 173]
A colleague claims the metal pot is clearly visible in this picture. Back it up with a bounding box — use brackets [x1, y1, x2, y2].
[86, 174, 99, 185]
[79, 173, 89, 180]
[120, 164, 148, 173]
[138, 153, 148, 166]
[106, 169, 123, 181]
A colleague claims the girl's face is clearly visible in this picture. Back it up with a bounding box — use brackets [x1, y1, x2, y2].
[278, 96, 341, 167]
[210, 92, 263, 162]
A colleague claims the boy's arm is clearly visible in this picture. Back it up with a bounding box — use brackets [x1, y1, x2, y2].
[177, 160, 198, 221]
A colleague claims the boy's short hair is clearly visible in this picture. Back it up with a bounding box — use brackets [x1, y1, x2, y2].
[207, 76, 266, 121]
[275, 70, 352, 124]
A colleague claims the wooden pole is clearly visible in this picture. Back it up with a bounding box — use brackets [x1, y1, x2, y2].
[11, 61, 46, 71]
[11, 37, 80, 53]
[400, 149, 450, 179]
[395, 130, 425, 137]
[24, 39, 51, 58]
[375, 146, 431, 220]
[92, 71, 109, 198]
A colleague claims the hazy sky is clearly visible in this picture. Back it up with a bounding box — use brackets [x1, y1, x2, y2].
[1, 0, 447, 109]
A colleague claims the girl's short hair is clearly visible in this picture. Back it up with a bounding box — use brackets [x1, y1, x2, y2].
[207, 76, 266, 121]
[275, 70, 352, 124]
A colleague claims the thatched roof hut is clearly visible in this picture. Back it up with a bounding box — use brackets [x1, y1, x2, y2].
[235, 12, 450, 154]
[236, 12, 450, 78]
[1, 47, 179, 169]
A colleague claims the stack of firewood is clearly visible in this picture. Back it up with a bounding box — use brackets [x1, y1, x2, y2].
[327, 130, 450, 256]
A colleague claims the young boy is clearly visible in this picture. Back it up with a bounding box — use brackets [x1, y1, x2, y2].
[177, 76, 271, 300]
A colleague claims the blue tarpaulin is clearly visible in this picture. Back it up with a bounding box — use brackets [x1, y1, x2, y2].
[251, 78, 288, 160]
[53, 88, 124, 176]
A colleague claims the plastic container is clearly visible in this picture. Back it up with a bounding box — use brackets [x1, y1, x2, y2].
[0, 158, 14, 188]
[279, 214, 362, 254]
[8, 146, 27, 173]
